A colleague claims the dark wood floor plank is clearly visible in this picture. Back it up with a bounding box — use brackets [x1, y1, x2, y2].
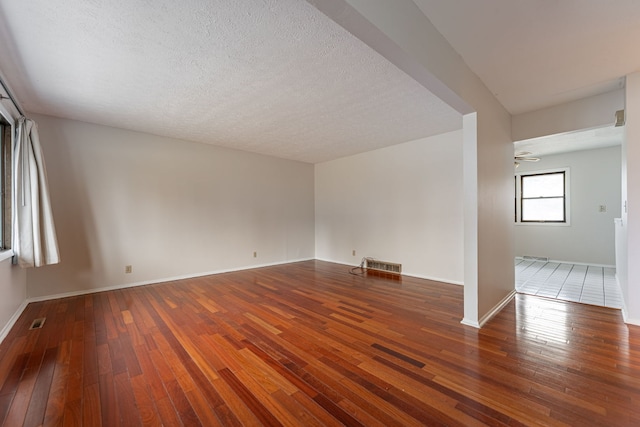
[148, 329, 221, 424]
[98, 373, 118, 427]
[147, 348, 201, 426]
[23, 346, 57, 426]
[114, 371, 142, 427]
[186, 389, 222, 427]
[81, 382, 101, 426]
[66, 321, 85, 404]
[62, 397, 81, 427]
[2, 367, 36, 427]
[42, 339, 71, 426]
[0, 351, 28, 404]
[218, 367, 282, 426]
[271, 388, 327, 427]
[0, 335, 26, 389]
[208, 376, 258, 426]
[1, 260, 640, 426]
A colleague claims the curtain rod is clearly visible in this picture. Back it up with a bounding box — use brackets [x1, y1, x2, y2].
[0, 75, 25, 117]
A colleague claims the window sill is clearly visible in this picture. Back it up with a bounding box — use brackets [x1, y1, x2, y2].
[0, 250, 15, 263]
[515, 222, 571, 227]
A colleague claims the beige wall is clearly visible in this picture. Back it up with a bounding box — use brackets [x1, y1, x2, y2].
[622, 72, 640, 324]
[315, 130, 463, 283]
[26, 114, 315, 298]
[0, 258, 26, 340]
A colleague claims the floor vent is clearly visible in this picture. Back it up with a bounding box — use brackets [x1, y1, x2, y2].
[523, 256, 549, 262]
[366, 259, 402, 274]
[29, 318, 46, 330]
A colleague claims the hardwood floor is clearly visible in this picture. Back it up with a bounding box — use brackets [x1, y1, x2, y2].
[0, 260, 639, 426]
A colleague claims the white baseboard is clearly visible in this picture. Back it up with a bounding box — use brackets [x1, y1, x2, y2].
[27, 258, 314, 303]
[402, 272, 463, 286]
[621, 307, 640, 326]
[515, 256, 615, 269]
[478, 290, 516, 327]
[313, 258, 357, 267]
[613, 275, 638, 326]
[460, 317, 480, 328]
[0, 300, 29, 345]
[621, 309, 640, 326]
[314, 257, 463, 286]
[461, 290, 516, 329]
[550, 259, 615, 268]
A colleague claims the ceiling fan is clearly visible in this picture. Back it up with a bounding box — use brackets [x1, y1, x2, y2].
[514, 151, 540, 168]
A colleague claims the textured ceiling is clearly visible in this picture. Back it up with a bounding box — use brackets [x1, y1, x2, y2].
[413, 0, 640, 115]
[0, 0, 462, 164]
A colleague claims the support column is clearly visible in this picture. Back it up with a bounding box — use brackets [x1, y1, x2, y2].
[623, 72, 640, 324]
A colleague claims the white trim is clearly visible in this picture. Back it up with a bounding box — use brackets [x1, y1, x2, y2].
[462, 112, 479, 329]
[0, 250, 14, 263]
[549, 259, 615, 269]
[460, 317, 480, 328]
[0, 299, 28, 345]
[515, 256, 615, 269]
[515, 222, 571, 227]
[621, 309, 640, 326]
[615, 274, 637, 326]
[402, 271, 463, 286]
[462, 290, 516, 329]
[313, 258, 360, 268]
[26, 258, 314, 303]
[314, 257, 464, 286]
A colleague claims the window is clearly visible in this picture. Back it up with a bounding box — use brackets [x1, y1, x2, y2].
[0, 117, 11, 250]
[515, 169, 569, 224]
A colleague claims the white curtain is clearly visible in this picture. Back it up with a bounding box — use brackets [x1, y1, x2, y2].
[12, 117, 60, 267]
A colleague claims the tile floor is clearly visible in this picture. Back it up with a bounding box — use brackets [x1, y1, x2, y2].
[515, 258, 623, 309]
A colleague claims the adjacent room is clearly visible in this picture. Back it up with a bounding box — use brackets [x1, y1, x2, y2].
[1, 1, 640, 425]
[514, 125, 623, 308]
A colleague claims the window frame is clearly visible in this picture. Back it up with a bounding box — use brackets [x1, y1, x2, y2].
[0, 102, 13, 256]
[515, 167, 570, 226]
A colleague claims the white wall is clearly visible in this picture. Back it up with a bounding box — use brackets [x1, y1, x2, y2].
[0, 258, 27, 341]
[315, 130, 463, 283]
[515, 146, 621, 266]
[26, 114, 316, 298]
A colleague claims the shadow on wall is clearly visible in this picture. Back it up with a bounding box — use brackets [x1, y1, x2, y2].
[25, 121, 96, 296]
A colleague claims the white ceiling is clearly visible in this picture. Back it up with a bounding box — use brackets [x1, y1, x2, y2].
[1, 1, 639, 163]
[413, 0, 640, 115]
[0, 0, 461, 164]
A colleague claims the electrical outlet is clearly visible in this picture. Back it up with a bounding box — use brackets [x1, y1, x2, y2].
[253, 251, 257, 258]
[352, 249, 356, 256]
[125, 265, 132, 274]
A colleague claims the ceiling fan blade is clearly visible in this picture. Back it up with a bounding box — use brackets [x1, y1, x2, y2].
[515, 151, 532, 157]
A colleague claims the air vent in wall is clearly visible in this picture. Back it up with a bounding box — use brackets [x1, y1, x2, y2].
[365, 259, 402, 274]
